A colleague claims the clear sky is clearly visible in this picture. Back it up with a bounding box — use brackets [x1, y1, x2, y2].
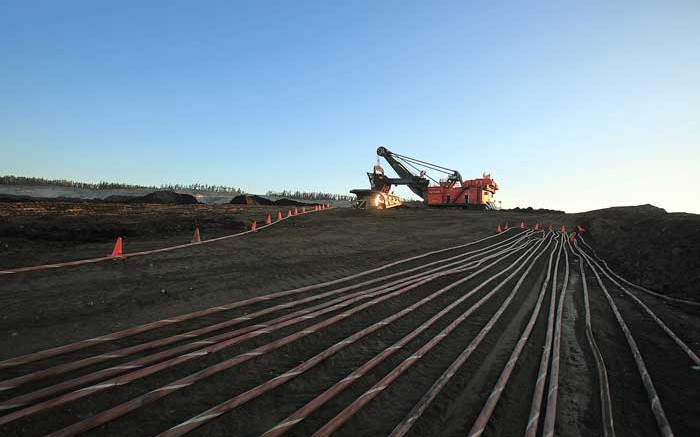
[1, 0, 699, 213]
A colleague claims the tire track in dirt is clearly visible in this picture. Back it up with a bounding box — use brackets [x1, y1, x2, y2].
[554, 246, 599, 437]
[94, 254, 532, 437]
[0, 232, 525, 397]
[0, 230, 532, 434]
[305, 234, 551, 437]
[579, 251, 668, 437]
[1, 219, 697, 437]
[593, 265, 700, 436]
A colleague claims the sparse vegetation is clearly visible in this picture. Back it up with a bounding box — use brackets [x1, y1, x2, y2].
[158, 183, 244, 194]
[0, 175, 245, 194]
[0, 175, 352, 201]
[0, 175, 153, 190]
[265, 190, 353, 202]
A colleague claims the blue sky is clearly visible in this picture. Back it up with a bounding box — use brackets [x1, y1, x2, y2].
[1, 0, 698, 213]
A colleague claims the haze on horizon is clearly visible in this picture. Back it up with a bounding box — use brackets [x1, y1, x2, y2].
[1, 1, 699, 214]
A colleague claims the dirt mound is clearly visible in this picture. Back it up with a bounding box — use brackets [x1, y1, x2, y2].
[0, 194, 90, 203]
[103, 194, 135, 203]
[229, 195, 318, 207]
[507, 206, 565, 214]
[0, 191, 198, 205]
[229, 195, 275, 205]
[0, 194, 42, 203]
[273, 198, 318, 206]
[396, 201, 427, 208]
[117, 191, 199, 204]
[0, 202, 245, 245]
[572, 204, 700, 301]
[135, 191, 198, 204]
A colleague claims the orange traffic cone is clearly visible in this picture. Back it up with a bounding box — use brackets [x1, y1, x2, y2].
[294, 207, 298, 215]
[251, 220, 257, 232]
[534, 223, 539, 231]
[577, 224, 585, 232]
[277, 211, 283, 221]
[520, 221, 525, 229]
[497, 224, 502, 233]
[302, 207, 306, 214]
[570, 232, 576, 242]
[110, 237, 123, 257]
[266, 214, 272, 225]
[505, 222, 509, 230]
[561, 225, 566, 233]
[287, 210, 292, 217]
[192, 228, 201, 243]
[548, 224, 553, 232]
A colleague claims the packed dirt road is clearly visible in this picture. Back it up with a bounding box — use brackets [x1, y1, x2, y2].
[0, 206, 698, 437]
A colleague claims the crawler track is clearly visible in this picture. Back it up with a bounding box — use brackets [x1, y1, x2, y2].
[0, 228, 697, 437]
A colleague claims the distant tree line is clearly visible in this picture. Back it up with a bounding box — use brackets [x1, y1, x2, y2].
[266, 190, 353, 202]
[0, 175, 244, 194]
[0, 175, 352, 201]
[158, 183, 244, 194]
[0, 175, 153, 190]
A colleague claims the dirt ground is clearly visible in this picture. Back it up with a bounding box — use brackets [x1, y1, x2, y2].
[571, 204, 700, 300]
[1, 205, 568, 353]
[0, 203, 697, 437]
[0, 202, 271, 270]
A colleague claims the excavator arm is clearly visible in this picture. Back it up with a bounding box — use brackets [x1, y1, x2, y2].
[376, 146, 430, 198]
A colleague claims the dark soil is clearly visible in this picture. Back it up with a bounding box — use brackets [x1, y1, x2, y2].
[0, 202, 266, 268]
[274, 198, 320, 207]
[0, 204, 697, 437]
[571, 204, 700, 300]
[0, 207, 532, 352]
[506, 206, 566, 214]
[106, 190, 198, 205]
[0, 202, 245, 244]
[0, 194, 93, 203]
[230, 195, 318, 207]
[230, 194, 276, 205]
[1, 190, 199, 205]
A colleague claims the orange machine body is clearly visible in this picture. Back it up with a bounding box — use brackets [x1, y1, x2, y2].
[424, 174, 498, 207]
